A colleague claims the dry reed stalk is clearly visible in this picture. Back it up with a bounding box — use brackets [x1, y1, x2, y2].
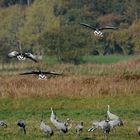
[0, 75, 139, 98]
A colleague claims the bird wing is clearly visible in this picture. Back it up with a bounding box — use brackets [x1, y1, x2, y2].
[88, 126, 97, 132]
[24, 53, 38, 62]
[8, 51, 19, 57]
[43, 71, 63, 75]
[80, 23, 96, 30]
[107, 111, 119, 120]
[99, 26, 118, 30]
[20, 71, 39, 75]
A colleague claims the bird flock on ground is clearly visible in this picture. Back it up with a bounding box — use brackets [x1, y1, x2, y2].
[4, 23, 140, 139]
[0, 105, 140, 139]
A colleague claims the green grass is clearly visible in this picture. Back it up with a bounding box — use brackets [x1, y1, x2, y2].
[0, 55, 139, 76]
[43, 56, 59, 64]
[43, 55, 135, 64]
[83, 55, 135, 64]
[0, 55, 140, 139]
[0, 96, 140, 140]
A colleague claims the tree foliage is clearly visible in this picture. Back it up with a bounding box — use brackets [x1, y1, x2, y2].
[0, 0, 140, 63]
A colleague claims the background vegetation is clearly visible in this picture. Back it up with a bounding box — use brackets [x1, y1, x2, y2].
[0, 57, 139, 139]
[0, 0, 140, 63]
[0, 0, 140, 140]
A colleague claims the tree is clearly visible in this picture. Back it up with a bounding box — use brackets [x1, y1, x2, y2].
[0, 5, 24, 62]
[124, 0, 140, 24]
[18, 0, 60, 52]
[39, 25, 93, 64]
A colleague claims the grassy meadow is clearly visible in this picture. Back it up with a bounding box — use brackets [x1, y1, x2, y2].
[0, 55, 140, 140]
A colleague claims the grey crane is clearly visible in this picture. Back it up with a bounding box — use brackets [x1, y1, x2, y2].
[0, 120, 7, 127]
[50, 108, 68, 139]
[40, 112, 53, 136]
[108, 118, 123, 133]
[8, 41, 38, 63]
[17, 120, 26, 134]
[80, 23, 117, 37]
[75, 121, 84, 136]
[138, 126, 140, 136]
[107, 105, 120, 120]
[88, 120, 110, 140]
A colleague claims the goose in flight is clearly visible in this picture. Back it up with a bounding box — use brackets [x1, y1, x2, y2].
[80, 23, 117, 37]
[8, 41, 38, 63]
[20, 70, 63, 79]
[8, 52, 38, 62]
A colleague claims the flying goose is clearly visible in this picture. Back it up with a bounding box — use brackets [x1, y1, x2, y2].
[80, 23, 117, 37]
[20, 70, 62, 79]
[8, 41, 38, 62]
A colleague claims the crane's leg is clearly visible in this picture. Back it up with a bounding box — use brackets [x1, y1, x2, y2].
[60, 131, 64, 140]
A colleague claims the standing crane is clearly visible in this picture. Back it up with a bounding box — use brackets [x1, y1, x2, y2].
[17, 120, 26, 134]
[50, 108, 68, 139]
[40, 112, 53, 136]
[108, 118, 123, 133]
[88, 120, 111, 140]
[75, 121, 84, 136]
[107, 105, 120, 120]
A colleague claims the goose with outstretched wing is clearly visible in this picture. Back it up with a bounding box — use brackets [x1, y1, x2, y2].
[20, 70, 63, 79]
[8, 52, 38, 62]
[80, 23, 118, 37]
[8, 41, 38, 62]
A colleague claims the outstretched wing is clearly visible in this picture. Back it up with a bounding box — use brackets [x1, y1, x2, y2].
[99, 26, 118, 30]
[43, 71, 63, 75]
[20, 71, 62, 76]
[80, 23, 96, 30]
[8, 51, 19, 58]
[24, 53, 38, 63]
[20, 71, 40, 75]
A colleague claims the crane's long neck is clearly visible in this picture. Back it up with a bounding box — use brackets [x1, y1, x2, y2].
[107, 105, 110, 112]
[51, 108, 55, 119]
[51, 108, 53, 114]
